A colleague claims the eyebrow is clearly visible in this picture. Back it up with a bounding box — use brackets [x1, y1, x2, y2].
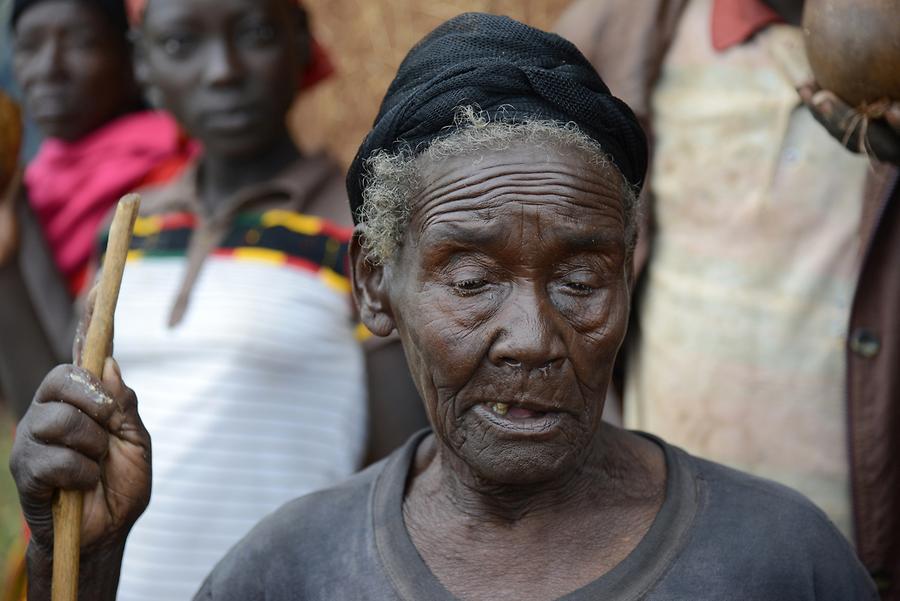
[420, 221, 499, 247]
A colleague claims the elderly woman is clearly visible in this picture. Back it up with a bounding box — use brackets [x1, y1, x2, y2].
[11, 13, 876, 601]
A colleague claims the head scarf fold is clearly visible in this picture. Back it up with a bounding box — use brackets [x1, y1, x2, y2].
[347, 12, 648, 223]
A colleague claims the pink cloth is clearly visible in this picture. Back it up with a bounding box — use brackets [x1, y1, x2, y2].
[25, 110, 190, 294]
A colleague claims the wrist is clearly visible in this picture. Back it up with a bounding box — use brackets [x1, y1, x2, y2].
[25, 538, 127, 601]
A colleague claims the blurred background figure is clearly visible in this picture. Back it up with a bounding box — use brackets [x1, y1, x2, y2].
[0, 0, 190, 595]
[0, 1, 193, 597]
[103, 0, 425, 597]
[0, 0, 39, 163]
[556, 0, 899, 597]
[0, 0, 193, 419]
[0, 87, 26, 601]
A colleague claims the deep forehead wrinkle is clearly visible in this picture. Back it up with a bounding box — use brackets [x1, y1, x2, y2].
[412, 157, 624, 234]
[419, 216, 626, 254]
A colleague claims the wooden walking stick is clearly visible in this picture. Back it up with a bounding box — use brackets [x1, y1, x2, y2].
[51, 193, 141, 601]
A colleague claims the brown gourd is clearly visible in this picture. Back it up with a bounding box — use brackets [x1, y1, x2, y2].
[0, 91, 21, 193]
[803, 0, 900, 108]
[0, 92, 23, 264]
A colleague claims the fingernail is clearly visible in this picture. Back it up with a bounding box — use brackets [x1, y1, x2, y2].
[105, 357, 122, 379]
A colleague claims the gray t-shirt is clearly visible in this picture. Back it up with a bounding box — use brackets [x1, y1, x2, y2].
[195, 431, 876, 600]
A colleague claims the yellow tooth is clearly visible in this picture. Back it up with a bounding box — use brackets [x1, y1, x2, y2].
[492, 402, 509, 416]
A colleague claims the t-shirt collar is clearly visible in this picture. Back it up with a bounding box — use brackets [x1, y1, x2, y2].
[371, 430, 700, 601]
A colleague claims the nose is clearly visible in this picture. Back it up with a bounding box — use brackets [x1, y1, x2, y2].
[488, 284, 566, 372]
[204, 38, 242, 86]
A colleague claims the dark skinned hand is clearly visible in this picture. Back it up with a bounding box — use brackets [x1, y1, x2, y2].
[10, 286, 150, 562]
[798, 82, 900, 166]
[9, 360, 151, 557]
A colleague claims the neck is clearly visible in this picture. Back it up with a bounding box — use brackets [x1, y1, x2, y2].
[198, 131, 300, 213]
[420, 426, 651, 524]
[403, 429, 666, 601]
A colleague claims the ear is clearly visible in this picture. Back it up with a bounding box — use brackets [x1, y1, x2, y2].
[350, 225, 396, 337]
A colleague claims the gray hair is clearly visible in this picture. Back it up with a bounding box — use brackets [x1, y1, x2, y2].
[360, 106, 640, 263]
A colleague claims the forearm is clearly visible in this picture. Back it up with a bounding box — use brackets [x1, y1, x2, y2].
[0, 260, 62, 418]
[26, 541, 125, 601]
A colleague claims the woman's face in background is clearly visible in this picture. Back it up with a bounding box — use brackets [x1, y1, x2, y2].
[137, 0, 309, 158]
[13, 0, 137, 141]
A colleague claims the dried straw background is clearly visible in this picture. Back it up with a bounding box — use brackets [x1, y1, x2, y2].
[290, 0, 571, 168]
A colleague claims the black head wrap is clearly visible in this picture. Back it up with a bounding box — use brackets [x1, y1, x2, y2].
[11, 0, 129, 33]
[347, 12, 648, 224]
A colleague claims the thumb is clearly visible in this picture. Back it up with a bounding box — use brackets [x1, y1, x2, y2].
[100, 357, 148, 448]
[101, 357, 136, 415]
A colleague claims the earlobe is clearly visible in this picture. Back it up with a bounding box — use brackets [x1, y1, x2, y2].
[350, 227, 396, 337]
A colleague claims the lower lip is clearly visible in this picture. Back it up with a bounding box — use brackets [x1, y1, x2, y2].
[202, 109, 258, 131]
[30, 99, 73, 121]
[472, 403, 563, 439]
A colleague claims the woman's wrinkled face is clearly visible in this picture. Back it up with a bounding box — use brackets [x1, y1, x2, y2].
[138, 0, 305, 157]
[13, 1, 136, 141]
[370, 144, 631, 485]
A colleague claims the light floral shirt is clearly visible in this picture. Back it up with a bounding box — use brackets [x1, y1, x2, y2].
[624, 0, 870, 539]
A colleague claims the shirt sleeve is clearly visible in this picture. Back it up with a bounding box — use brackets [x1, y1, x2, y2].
[193, 580, 213, 601]
[807, 518, 879, 601]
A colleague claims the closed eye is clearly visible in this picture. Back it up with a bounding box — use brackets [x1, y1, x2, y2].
[562, 281, 596, 295]
[454, 279, 489, 294]
[156, 33, 197, 58]
[239, 23, 277, 46]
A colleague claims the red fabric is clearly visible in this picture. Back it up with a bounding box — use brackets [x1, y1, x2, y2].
[125, 0, 334, 92]
[25, 110, 195, 296]
[712, 0, 783, 51]
[302, 37, 334, 90]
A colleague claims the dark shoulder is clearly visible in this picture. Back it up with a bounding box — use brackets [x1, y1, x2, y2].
[280, 154, 352, 228]
[193, 459, 385, 600]
[674, 449, 877, 599]
[132, 163, 198, 216]
[687, 451, 844, 534]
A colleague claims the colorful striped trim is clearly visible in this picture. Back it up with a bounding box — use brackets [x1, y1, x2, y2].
[102, 209, 354, 291]
[354, 323, 374, 342]
[128, 210, 353, 240]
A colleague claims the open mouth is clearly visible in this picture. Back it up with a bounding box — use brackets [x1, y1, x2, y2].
[474, 402, 563, 435]
[201, 107, 259, 130]
[489, 402, 544, 419]
[30, 96, 73, 121]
